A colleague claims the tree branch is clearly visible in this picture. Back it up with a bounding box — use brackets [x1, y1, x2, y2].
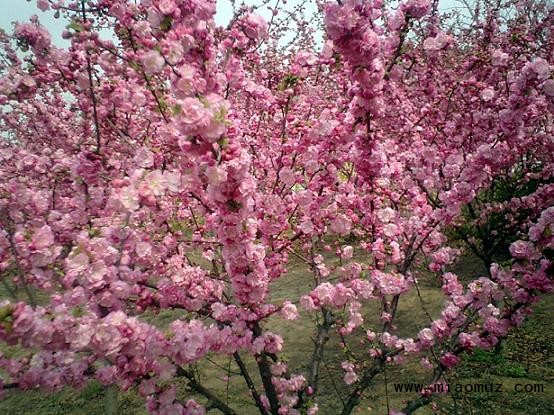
[80, 0, 102, 153]
[384, 15, 413, 80]
[253, 322, 281, 415]
[297, 307, 334, 408]
[233, 352, 269, 415]
[176, 366, 238, 415]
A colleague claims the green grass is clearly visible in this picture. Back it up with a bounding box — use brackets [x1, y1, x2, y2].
[1, 250, 553, 414]
[0, 381, 147, 415]
[433, 295, 554, 415]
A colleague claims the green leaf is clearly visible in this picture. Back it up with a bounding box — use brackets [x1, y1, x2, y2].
[214, 106, 227, 123]
[66, 21, 83, 33]
[218, 137, 229, 148]
[171, 104, 182, 116]
[129, 61, 141, 72]
[160, 15, 173, 32]
[88, 227, 101, 238]
[226, 199, 242, 211]
[278, 73, 299, 91]
[0, 305, 13, 321]
[72, 306, 85, 318]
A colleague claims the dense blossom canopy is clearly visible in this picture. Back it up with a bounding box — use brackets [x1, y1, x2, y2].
[0, 0, 552, 414]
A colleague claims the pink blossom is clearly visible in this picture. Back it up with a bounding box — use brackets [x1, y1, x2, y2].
[14, 22, 51, 53]
[341, 361, 358, 385]
[117, 186, 140, 211]
[509, 240, 539, 260]
[134, 147, 154, 168]
[141, 50, 165, 75]
[37, 0, 49, 11]
[278, 168, 295, 186]
[402, 338, 418, 353]
[343, 370, 358, 385]
[66, 250, 90, 273]
[85, 261, 108, 289]
[184, 399, 206, 415]
[307, 405, 319, 415]
[341, 245, 354, 260]
[143, 170, 167, 196]
[458, 333, 479, 349]
[196, 94, 228, 142]
[111, 281, 131, 299]
[167, 41, 184, 65]
[324, 3, 361, 40]
[372, 270, 409, 296]
[541, 79, 554, 96]
[383, 223, 398, 237]
[177, 97, 210, 130]
[243, 13, 269, 39]
[200, 118, 226, 142]
[484, 317, 511, 336]
[420, 357, 433, 370]
[441, 273, 463, 296]
[280, 302, 299, 320]
[491, 49, 509, 66]
[300, 295, 317, 310]
[296, 51, 317, 66]
[31, 225, 54, 250]
[70, 323, 94, 350]
[270, 362, 287, 376]
[401, 0, 431, 18]
[264, 333, 283, 353]
[377, 207, 395, 223]
[330, 214, 352, 235]
[193, 1, 216, 20]
[417, 328, 435, 347]
[91, 322, 124, 356]
[529, 58, 550, 80]
[431, 319, 449, 338]
[158, 0, 177, 15]
[480, 87, 495, 101]
[300, 220, 315, 234]
[135, 242, 152, 258]
[423, 32, 451, 51]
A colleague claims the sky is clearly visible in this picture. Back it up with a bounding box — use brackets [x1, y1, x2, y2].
[0, 0, 238, 43]
[0, 0, 468, 47]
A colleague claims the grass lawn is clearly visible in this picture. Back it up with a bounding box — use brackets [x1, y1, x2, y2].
[1, 250, 553, 414]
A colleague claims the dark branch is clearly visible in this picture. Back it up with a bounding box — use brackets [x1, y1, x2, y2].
[176, 366, 238, 415]
[233, 352, 269, 415]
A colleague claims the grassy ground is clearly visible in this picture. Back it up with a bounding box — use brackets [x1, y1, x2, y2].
[1, 250, 553, 415]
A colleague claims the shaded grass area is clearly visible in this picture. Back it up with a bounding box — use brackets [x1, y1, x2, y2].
[433, 296, 554, 415]
[1, 251, 553, 414]
[0, 382, 147, 415]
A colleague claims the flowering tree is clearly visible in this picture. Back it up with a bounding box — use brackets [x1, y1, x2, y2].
[0, 0, 552, 414]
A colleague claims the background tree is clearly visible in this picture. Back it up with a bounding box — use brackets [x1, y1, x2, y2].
[0, 0, 552, 414]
